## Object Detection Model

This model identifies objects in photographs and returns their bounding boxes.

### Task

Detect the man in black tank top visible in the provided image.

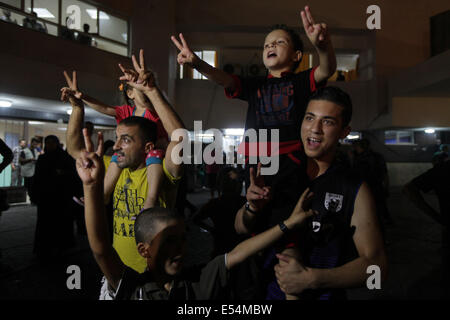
[271,87,387,300]
[238,87,387,299]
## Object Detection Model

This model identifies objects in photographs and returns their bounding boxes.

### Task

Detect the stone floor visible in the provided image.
[0,187,446,300]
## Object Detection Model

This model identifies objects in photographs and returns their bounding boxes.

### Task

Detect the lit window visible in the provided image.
[180,50,217,80]
[385,130,414,145]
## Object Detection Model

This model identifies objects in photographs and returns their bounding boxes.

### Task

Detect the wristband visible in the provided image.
[245,201,258,215]
[279,221,289,234]
[146,149,164,166]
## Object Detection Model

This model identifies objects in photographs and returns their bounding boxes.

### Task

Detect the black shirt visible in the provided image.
[113,255,229,300]
[227,68,318,145]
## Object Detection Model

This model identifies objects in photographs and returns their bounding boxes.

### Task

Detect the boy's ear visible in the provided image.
[293,50,303,64]
[126,88,134,99]
[137,242,151,258]
[144,141,155,154]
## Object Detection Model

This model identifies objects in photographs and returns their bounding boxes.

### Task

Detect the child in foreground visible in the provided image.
[76,131,316,300]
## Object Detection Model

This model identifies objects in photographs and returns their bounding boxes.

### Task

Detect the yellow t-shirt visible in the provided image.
[111,159,180,273]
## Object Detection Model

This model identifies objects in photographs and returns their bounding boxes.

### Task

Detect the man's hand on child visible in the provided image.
[76,129,105,186]
[119,49,156,93]
[275,253,314,295]
[301,6,330,50]
[171,33,198,67]
[285,188,317,228]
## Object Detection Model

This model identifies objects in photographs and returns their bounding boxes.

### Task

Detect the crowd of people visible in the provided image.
[0,5,448,300]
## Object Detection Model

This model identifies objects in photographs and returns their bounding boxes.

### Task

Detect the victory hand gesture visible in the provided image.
[246,163,272,212]
[301,6,330,50]
[62,70,83,100]
[171,33,198,67]
[76,129,105,186]
[118,49,156,93]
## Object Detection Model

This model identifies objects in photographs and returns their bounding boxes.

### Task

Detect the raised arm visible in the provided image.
[76,130,124,290]
[275,183,387,295]
[226,188,315,270]
[61,71,85,160]
[171,33,236,91]
[234,163,272,234]
[118,49,185,178]
[301,6,336,84]
[63,70,117,117]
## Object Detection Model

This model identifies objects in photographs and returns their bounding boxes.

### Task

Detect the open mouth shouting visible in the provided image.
[306,137,323,150]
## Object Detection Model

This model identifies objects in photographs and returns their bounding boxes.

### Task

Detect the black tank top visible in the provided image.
[300,161,362,299]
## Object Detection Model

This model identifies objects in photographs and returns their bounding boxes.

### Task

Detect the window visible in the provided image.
[98,11,127,44]
[340,132,362,144]
[180,50,217,80]
[0,0,20,9]
[29,0,58,23]
[1,0,129,56]
[385,130,414,145]
[62,0,98,33]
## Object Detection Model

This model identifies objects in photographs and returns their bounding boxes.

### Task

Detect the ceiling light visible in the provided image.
[29,121,45,125]
[425,128,435,134]
[0,100,12,107]
[347,135,360,140]
[30,8,55,18]
[224,128,245,136]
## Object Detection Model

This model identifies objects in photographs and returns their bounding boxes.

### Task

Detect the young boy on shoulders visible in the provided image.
[172,6,336,228]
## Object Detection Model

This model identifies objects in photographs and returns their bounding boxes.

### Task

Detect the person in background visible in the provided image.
[403,160,450,297]
[20,138,39,203]
[32,135,78,260]
[11,139,26,187]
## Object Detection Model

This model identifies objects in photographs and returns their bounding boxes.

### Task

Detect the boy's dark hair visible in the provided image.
[119,116,157,144]
[134,207,182,244]
[269,24,304,70]
[121,83,134,106]
[308,86,353,127]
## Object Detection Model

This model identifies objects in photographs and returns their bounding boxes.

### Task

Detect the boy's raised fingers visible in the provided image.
[179,33,189,49]
[83,128,94,153]
[139,49,146,70]
[72,71,77,89]
[63,71,73,87]
[300,10,311,29]
[305,6,315,25]
[96,132,104,157]
[171,36,184,51]
[132,54,141,72]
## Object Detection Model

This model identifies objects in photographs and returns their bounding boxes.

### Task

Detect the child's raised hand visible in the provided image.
[171,33,198,67]
[301,6,330,50]
[287,188,317,226]
[63,70,83,99]
[118,49,156,93]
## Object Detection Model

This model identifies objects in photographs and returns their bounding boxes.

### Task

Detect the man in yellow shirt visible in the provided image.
[64,49,185,273]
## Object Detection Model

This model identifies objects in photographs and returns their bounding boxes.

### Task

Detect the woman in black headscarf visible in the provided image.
[32,135,81,260]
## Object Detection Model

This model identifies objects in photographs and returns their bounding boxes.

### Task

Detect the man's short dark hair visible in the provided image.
[119,116,157,144]
[308,86,353,127]
[269,24,304,70]
[134,207,182,244]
